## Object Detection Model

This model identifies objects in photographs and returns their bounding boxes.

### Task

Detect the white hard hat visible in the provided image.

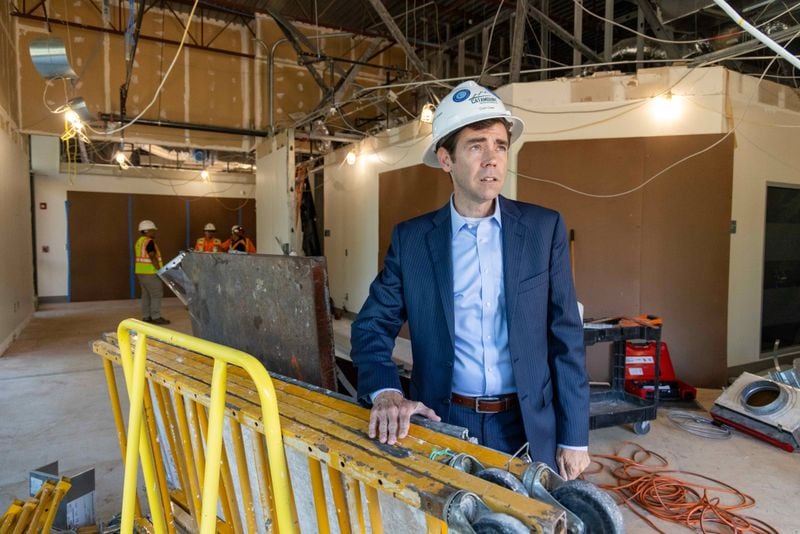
[422,80,524,168]
[204,223,216,232]
[138,220,157,232]
[231,225,242,233]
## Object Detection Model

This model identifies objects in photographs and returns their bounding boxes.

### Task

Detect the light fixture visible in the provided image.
[64,109,81,127]
[114,146,130,170]
[650,91,683,122]
[201,169,210,181]
[420,103,435,124]
[345,150,357,165]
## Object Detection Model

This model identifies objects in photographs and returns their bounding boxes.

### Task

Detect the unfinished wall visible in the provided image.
[255,131,294,255]
[726,71,800,366]
[0,3,34,356]
[518,134,733,388]
[324,67,734,371]
[324,120,438,312]
[15,3,405,150]
[31,135,255,299]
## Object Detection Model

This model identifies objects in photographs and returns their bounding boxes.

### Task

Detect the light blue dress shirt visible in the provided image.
[449,196,515,396]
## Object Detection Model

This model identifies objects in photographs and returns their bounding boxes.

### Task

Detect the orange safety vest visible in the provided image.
[134,236,163,274]
[221,237,256,254]
[225,237,256,254]
[195,237,222,252]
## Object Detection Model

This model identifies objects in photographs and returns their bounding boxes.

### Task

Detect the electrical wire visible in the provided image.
[583,442,778,533]
[479,0,504,78]
[512,29,799,199]
[666,410,732,439]
[572,0,800,46]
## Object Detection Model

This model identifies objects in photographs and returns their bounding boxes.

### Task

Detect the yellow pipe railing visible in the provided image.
[116,319,295,534]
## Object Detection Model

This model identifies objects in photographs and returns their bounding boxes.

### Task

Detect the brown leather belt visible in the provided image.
[451,392,518,413]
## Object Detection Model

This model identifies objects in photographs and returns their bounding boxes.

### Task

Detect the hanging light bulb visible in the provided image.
[346,150,357,165]
[64,109,81,127]
[114,145,130,170]
[420,103,435,124]
[201,169,210,181]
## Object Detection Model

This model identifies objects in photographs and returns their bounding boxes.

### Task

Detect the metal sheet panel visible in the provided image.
[29,37,78,80]
[161,251,336,389]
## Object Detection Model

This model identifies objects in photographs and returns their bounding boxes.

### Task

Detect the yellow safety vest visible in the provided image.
[135,236,163,274]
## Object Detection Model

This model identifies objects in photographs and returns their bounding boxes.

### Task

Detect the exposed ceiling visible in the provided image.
[14,0,800,166]
[168,0,799,136]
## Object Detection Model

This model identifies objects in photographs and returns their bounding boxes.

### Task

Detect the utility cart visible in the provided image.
[585,318,662,435]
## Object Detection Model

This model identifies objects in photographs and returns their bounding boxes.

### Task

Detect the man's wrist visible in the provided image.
[557,444,588,451]
[370,388,403,404]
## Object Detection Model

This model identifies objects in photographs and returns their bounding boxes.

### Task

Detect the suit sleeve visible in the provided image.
[547,214,590,447]
[350,225,407,405]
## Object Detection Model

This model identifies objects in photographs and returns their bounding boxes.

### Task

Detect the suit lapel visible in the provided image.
[501,197,527,321]
[427,204,455,347]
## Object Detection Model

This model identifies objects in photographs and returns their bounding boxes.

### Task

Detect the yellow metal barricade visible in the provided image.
[115,319,295,534]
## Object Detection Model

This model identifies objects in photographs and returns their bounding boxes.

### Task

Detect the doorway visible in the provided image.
[761,185,800,354]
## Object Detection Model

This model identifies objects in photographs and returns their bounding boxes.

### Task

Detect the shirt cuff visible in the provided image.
[370,388,403,404]
[557,444,588,451]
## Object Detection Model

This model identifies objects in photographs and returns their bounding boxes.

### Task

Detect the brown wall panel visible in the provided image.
[188,198,257,248]
[378,164,453,340]
[67,192,130,302]
[67,192,256,302]
[640,135,733,387]
[378,164,453,269]
[517,135,732,387]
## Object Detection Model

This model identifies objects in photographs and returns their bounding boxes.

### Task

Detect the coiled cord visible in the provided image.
[582,442,778,533]
[667,409,732,439]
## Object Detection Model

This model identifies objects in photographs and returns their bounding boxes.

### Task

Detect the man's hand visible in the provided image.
[556,447,590,480]
[369,391,440,445]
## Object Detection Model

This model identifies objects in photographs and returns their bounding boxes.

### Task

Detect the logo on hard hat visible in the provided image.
[452,89,471,102]
[469,91,497,105]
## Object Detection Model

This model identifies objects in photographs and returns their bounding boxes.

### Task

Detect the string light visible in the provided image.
[346,150,357,165]
[201,169,210,181]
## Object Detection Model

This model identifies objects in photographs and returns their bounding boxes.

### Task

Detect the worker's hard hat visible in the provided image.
[422,80,524,168]
[231,225,242,233]
[204,223,216,232]
[138,219,157,232]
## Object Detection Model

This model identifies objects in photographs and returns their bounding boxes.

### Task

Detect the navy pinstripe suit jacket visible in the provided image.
[350,195,589,467]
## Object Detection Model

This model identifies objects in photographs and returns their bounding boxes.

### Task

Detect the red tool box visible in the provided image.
[624,341,696,401]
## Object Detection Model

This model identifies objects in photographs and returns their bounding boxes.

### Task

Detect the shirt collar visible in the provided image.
[450,194,502,237]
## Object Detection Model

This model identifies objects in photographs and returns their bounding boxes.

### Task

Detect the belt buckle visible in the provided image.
[474,396,500,413]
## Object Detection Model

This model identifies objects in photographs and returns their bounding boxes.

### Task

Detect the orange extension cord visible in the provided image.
[582,442,778,533]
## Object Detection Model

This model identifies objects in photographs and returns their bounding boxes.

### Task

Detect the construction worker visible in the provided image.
[350,81,589,479]
[134,220,170,325]
[195,222,222,252]
[222,225,256,254]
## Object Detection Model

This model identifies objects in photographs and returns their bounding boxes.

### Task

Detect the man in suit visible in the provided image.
[350,81,589,479]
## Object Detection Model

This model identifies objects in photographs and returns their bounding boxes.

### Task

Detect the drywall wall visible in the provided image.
[726,71,800,366]
[0,115,33,356]
[31,135,255,298]
[0,5,34,357]
[255,131,294,255]
[16,3,405,151]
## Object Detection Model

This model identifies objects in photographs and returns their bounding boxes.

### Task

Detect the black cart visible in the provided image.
[585,321,661,435]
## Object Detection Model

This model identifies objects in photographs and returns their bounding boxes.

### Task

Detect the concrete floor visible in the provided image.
[1,300,798,532]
